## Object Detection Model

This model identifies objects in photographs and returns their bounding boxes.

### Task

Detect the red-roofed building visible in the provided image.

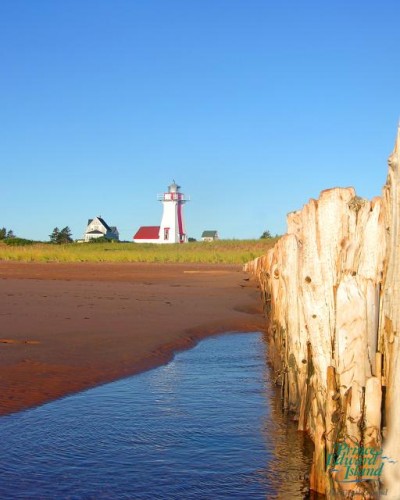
[133,226,160,243]
[133,181,190,244]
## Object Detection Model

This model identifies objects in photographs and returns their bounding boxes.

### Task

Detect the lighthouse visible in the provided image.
[158,181,189,243]
[133,181,190,244]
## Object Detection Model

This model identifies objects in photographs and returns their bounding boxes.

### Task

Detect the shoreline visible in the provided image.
[0,261,265,416]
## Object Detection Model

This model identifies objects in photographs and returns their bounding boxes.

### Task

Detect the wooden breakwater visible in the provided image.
[244,127,400,498]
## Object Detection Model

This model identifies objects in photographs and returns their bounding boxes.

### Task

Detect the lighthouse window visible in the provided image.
[164,228,169,240]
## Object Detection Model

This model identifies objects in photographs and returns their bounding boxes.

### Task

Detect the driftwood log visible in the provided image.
[244,127,400,498]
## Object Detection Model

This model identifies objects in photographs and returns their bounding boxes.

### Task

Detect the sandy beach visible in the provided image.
[0,262,264,416]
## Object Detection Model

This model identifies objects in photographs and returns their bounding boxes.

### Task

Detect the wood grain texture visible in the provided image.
[245,127,400,498]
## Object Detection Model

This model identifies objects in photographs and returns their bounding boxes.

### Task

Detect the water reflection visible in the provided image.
[261,376,314,498]
[0,333,313,499]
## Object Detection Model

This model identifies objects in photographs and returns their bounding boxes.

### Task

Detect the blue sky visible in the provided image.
[1,0,399,241]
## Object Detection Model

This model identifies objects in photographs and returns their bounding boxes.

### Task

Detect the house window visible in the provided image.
[164,228,169,240]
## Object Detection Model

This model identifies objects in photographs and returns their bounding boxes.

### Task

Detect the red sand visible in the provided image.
[0,262,265,416]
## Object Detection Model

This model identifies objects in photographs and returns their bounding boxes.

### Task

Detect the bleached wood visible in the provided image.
[243,126,400,497]
[380,126,400,499]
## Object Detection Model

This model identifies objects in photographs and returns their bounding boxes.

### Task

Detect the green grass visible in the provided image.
[0,239,278,264]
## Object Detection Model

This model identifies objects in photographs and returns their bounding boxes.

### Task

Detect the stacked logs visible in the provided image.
[245,127,400,498]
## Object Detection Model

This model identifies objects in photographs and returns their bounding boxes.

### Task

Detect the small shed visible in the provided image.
[201,230,219,242]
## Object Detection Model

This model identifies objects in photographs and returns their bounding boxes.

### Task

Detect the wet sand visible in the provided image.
[0,262,265,416]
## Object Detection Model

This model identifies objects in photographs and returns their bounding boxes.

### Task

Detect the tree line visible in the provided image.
[0,226,73,244]
[3,226,279,244]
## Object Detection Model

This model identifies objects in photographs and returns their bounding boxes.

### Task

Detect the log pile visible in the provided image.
[244,127,400,498]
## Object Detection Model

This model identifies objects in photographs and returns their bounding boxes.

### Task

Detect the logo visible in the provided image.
[327,442,396,484]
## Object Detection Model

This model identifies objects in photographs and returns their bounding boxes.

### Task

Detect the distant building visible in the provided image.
[84,216,119,242]
[201,230,219,242]
[133,181,190,244]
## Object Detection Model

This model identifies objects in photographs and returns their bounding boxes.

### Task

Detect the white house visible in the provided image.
[84,216,119,242]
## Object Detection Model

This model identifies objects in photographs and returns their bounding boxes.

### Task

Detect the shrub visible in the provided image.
[4,237,34,246]
[88,237,117,243]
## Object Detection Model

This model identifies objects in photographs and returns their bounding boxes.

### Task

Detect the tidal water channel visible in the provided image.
[0,333,313,499]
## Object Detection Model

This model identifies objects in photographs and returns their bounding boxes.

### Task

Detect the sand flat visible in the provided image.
[0,261,264,416]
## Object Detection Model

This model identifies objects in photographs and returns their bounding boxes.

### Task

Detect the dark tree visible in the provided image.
[50,226,73,244]
[260,230,272,239]
[49,227,60,244]
[0,227,16,240]
[58,226,73,244]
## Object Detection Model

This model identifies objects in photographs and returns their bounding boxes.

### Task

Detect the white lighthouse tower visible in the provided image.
[157,181,189,243]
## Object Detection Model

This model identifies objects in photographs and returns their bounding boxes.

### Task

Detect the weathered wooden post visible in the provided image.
[244,125,400,498]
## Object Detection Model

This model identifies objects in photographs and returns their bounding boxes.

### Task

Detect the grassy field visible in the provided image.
[0,239,278,265]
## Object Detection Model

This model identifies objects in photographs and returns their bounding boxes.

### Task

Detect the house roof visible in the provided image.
[110,226,118,233]
[201,230,218,237]
[97,217,111,231]
[87,217,111,231]
[133,226,160,240]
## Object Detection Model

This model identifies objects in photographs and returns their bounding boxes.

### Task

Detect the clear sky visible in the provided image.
[1,0,399,241]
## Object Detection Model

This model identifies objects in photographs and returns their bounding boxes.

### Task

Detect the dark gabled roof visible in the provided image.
[88,219,93,225]
[201,230,218,237]
[133,226,160,240]
[110,226,118,233]
[97,217,111,231]
[87,230,104,235]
